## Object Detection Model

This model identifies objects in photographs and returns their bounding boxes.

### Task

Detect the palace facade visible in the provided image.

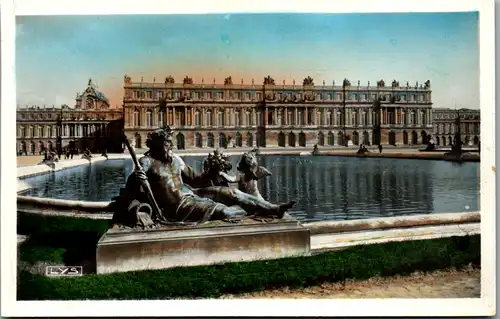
[16,79,123,155]
[431,108,480,146]
[123,75,433,149]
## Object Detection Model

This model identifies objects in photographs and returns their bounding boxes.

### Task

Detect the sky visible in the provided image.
[16,12,479,109]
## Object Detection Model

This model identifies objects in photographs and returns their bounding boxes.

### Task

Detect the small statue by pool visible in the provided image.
[101,148,109,160]
[82,148,92,162]
[38,150,58,169]
[357,144,370,155]
[219,150,273,201]
[311,144,320,155]
[110,127,295,229]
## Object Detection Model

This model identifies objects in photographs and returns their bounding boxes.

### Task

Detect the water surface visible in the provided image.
[21,155,480,222]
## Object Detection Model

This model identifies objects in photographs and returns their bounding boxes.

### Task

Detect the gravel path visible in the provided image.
[223,266,480,299]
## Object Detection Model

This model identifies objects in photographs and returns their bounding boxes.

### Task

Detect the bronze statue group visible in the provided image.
[110,127,296,228]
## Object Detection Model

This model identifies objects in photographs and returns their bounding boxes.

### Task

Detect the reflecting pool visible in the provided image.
[20,155,480,222]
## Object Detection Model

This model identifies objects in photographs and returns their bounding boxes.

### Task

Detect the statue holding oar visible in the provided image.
[110,127,295,229]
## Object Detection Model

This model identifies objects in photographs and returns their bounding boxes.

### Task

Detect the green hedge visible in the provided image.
[17,212,480,300]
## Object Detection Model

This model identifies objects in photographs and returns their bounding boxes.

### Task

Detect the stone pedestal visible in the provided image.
[96,216,310,274]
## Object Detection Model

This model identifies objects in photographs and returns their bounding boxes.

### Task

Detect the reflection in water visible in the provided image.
[21,156,480,222]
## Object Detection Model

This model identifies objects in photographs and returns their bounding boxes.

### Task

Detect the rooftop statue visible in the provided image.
[110,127,295,229]
[303,76,314,86]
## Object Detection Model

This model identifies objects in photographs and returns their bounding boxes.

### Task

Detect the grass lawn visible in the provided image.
[17,212,480,300]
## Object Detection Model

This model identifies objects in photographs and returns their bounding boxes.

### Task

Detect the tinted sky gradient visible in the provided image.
[16,12,479,109]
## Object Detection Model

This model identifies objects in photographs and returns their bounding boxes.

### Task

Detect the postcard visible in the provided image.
[1,0,495,316]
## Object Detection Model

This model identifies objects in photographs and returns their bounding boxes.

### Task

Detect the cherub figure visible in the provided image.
[219,151,273,201]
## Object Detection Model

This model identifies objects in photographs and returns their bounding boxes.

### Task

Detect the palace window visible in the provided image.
[235,111,240,126]
[194,111,201,126]
[335,111,341,126]
[217,110,225,126]
[158,110,164,127]
[287,110,293,125]
[316,93,322,100]
[352,111,358,126]
[256,92,262,101]
[326,111,332,126]
[207,111,213,126]
[327,93,332,100]
[235,92,241,100]
[217,92,224,100]
[278,92,282,100]
[267,111,274,126]
[157,91,164,99]
[318,111,324,126]
[361,111,367,125]
[245,111,251,125]
[133,109,140,127]
[410,111,415,125]
[206,92,212,100]
[175,91,181,99]
[146,91,152,99]
[193,92,199,100]
[336,93,341,100]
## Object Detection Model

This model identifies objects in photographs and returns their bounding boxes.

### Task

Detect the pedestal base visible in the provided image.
[96,216,310,274]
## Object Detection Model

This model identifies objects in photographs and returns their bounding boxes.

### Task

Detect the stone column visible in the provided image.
[265,107,268,126]
[252,109,257,126]
[294,107,298,126]
[172,107,176,126]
